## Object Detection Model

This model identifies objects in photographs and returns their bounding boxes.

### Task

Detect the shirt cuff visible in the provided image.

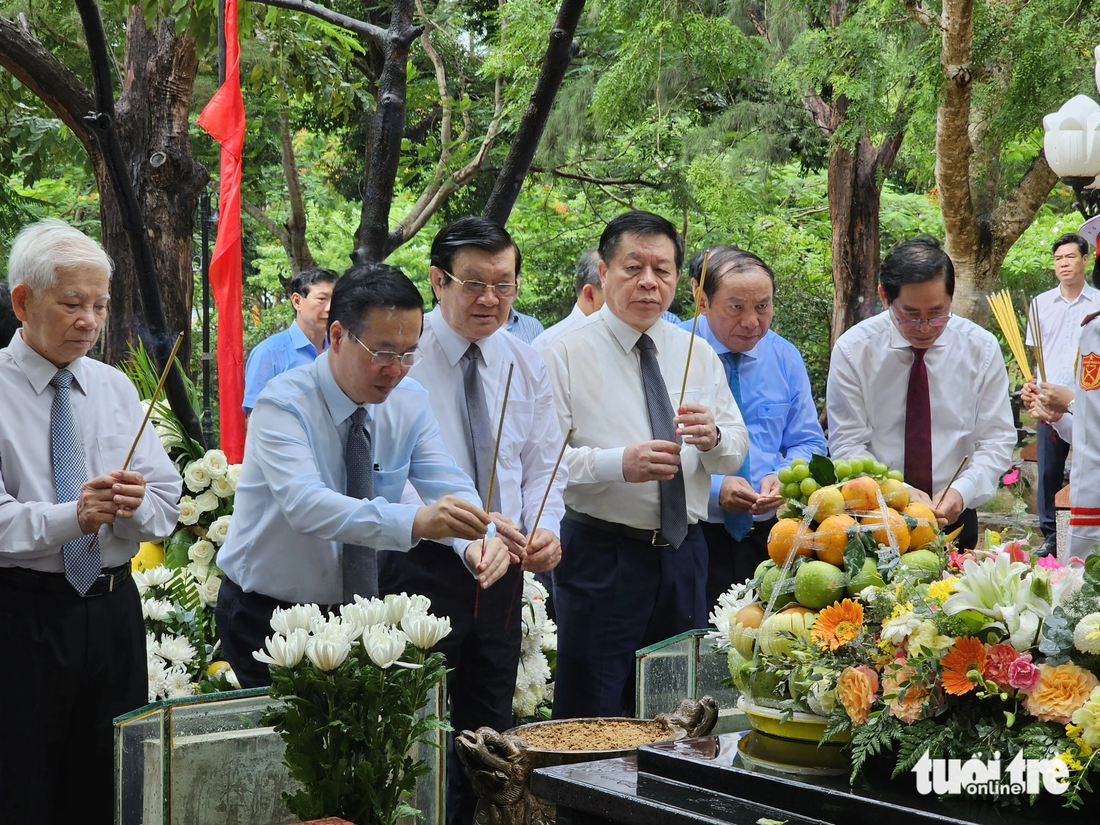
[708,475,724,522]
[383,503,421,551]
[51,502,86,547]
[594,447,627,483]
[951,478,977,512]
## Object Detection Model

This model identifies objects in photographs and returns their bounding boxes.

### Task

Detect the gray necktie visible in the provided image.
[342,406,377,602]
[635,334,688,548]
[461,343,499,511]
[50,370,101,594]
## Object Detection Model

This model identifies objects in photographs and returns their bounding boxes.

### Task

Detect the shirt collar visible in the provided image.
[428,305,502,368]
[1054,284,1100,306]
[289,319,324,353]
[685,314,767,361]
[315,350,368,428]
[884,309,955,351]
[568,304,586,322]
[599,303,673,355]
[9,329,89,395]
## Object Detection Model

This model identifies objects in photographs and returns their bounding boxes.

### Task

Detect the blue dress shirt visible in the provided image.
[218,352,489,604]
[243,320,326,412]
[680,316,826,522]
[506,309,546,345]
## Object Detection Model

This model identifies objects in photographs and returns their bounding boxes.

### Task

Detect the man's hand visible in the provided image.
[413,495,491,542]
[464,537,515,589]
[674,402,719,451]
[907,486,935,509]
[719,476,758,513]
[932,488,964,527]
[1038,383,1074,416]
[751,473,785,515]
[490,512,528,561]
[1030,401,1064,424]
[109,470,146,518]
[78,475,119,534]
[623,440,681,482]
[1021,380,1040,408]
[522,528,561,573]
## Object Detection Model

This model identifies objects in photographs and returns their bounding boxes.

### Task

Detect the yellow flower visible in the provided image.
[1071,686,1100,749]
[906,621,954,658]
[1057,751,1083,772]
[1025,664,1100,724]
[926,577,959,602]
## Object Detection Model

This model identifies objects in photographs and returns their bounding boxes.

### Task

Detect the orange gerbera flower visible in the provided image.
[812,598,864,651]
[940,637,987,696]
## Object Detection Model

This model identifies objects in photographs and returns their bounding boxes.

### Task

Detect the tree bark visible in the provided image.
[277,106,316,274]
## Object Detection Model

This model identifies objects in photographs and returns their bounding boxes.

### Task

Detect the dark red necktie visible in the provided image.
[905,347,933,495]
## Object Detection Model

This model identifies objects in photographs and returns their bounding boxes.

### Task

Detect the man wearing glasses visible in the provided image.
[827,236,1015,549]
[378,217,565,825]
[216,263,522,688]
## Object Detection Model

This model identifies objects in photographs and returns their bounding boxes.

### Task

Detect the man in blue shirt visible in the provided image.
[682,246,826,609]
[217,263,524,687]
[505,307,545,344]
[243,267,336,413]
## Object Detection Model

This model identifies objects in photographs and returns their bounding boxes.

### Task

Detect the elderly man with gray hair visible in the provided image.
[0,219,182,824]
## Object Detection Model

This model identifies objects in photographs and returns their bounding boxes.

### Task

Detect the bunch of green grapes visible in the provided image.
[776,456,904,505]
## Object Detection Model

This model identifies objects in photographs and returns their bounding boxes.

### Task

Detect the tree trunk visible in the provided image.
[278,106,316,274]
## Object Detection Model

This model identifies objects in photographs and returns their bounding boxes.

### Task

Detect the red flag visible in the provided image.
[197,0,246,463]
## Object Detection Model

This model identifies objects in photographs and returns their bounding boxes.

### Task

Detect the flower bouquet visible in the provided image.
[512,572,557,724]
[256,592,452,825]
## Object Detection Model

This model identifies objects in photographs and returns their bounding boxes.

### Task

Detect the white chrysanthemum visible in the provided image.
[178,496,200,526]
[196,574,222,607]
[142,598,174,622]
[309,611,341,635]
[880,611,923,645]
[364,625,414,669]
[512,683,542,718]
[542,631,557,653]
[142,565,175,587]
[210,476,235,499]
[202,449,229,478]
[518,649,551,690]
[158,634,197,666]
[384,592,413,625]
[147,655,169,701]
[253,629,309,669]
[306,627,353,672]
[183,461,211,493]
[1075,613,1100,655]
[195,490,219,513]
[706,582,757,650]
[132,568,150,594]
[270,603,323,634]
[164,664,196,699]
[187,539,216,566]
[350,595,388,626]
[146,632,161,660]
[405,593,432,617]
[401,612,451,649]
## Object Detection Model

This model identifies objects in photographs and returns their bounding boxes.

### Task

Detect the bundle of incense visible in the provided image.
[986,290,1032,383]
[475,362,515,616]
[1027,300,1047,384]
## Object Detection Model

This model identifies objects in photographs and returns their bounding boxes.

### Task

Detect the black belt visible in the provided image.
[565,508,690,547]
[0,561,132,597]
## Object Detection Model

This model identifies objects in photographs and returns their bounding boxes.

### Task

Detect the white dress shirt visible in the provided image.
[218,351,489,604]
[532,304,587,354]
[1025,284,1100,388]
[407,307,567,537]
[543,305,748,530]
[827,312,1015,509]
[0,331,182,571]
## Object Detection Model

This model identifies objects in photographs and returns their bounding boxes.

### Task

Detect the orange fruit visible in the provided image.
[767,518,814,566]
[903,502,938,550]
[879,478,910,511]
[841,476,881,513]
[735,604,766,629]
[807,486,846,521]
[860,509,911,554]
[814,514,856,566]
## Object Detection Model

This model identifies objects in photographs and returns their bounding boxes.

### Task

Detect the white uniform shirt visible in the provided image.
[1026,284,1100,387]
[0,331,182,571]
[543,305,748,530]
[407,307,567,537]
[532,304,587,354]
[827,311,1015,510]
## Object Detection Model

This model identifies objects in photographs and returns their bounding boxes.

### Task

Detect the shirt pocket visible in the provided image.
[372,461,411,503]
[96,434,135,475]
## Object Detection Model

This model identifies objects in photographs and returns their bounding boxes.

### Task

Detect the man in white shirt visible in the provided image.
[532,250,604,353]
[0,220,183,824]
[544,211,748,719]
[379,217,565,825]
[1023,233,1099,556]
[827,236,1015,549]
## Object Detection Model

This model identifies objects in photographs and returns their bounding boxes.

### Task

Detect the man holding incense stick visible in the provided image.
[544,210,748,719]
[0,220,183,824]
[827,236,1015,549]
[378,217,564,825]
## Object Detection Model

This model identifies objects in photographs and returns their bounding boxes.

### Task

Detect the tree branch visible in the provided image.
[904,0,938,28]
[245,0,386,49]
[528,165,661,188]
[277,106,316,273]
[987,153,1059,261]
[242,196,289,245]
[743,1,768,38]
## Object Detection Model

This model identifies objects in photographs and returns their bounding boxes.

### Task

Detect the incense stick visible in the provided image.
[122,332,184,471]
[935,454,969,510]
[1028,299,1047,384]
[677,250,710,413]
[474,362,515,614]
[986,291,1032,383]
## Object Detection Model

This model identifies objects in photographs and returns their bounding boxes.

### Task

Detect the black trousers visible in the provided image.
[700,517,775,617]
[1037,421,1071,540]
[0,567,146,825]
[379,542,522,825]
[948,507,980,551]
[551,520,706,721]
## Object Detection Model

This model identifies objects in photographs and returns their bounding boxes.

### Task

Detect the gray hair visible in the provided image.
[574,249,601,298]
[8,219,113,293]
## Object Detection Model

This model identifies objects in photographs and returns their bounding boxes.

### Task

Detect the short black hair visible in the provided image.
[574,249,601,298]
[329,263,423,337]
[0,280,18,348]
[1052,233,1089,258]
[879,236,955,304]
[430,217,521,284]
[689,246,774,301]
[290,267,338,299]
[599,211,684,273]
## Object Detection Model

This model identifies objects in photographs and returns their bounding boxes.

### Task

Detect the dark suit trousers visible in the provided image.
[379,541,522,825]
[1037,421,1071,540]
[551,519,706,721]
[0,568,146,825]
[701,517,775,617]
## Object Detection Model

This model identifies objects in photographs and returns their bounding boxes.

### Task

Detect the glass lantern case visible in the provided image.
[635,629,743,732]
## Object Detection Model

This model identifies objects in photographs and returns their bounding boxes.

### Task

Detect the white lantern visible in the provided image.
[1043,95,1100,178]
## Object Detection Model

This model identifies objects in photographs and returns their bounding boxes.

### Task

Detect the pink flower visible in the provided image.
[985,643,1023,689]
[1004,542,1028,563]
[1008,653,1041,693]
[1037,554,1063,571]
[1002,468,1020,485]
[947,550,975,571]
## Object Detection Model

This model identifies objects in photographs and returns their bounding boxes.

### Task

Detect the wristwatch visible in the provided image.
[1067,398,1075,415]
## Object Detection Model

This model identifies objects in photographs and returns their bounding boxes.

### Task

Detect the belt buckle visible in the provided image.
[651,530,669,547]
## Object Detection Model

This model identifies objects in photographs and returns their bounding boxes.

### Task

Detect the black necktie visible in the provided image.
[636,333,688,548]
[342,406,377,602]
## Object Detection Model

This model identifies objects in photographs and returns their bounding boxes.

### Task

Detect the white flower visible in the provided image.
[512,684,540,718]
[350,595,388,626]
[542,631,557,653]
[148,655,169,701]
[155,425,182,448]
[270,603,323,635]
[406,593,432,617]
[210,476,235,499]
[165,664,196,699]
[146,632,161,660]
[187,539,216,566]
[856,585,881,604]
[142,565,175,587]
[364,625,413,669]
[517,648,551,690]
[401,612,451,650]
[206,515,232,545]
[807,677,838,717]
[880,611,924,646]
[340,601,379,639]
[706,582,757,651]
[197,574,222,607]
[253,629,309,669]
[227,464,242,488]
[183,461,211,493]
[223,667,241,689]
[178,496,200,526]
[202,449,229,477]
[132,568,150,594]
[158,634,197,666]
[142,598,174,622]
[943,553,1053,649]
[306,627,353,672]
[187,561,211,582]
[384,592,413,625]
[1075,613,1100,655]
[195,490,219,513]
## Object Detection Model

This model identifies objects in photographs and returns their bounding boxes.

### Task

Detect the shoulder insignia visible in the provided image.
[1081,311,1100,327]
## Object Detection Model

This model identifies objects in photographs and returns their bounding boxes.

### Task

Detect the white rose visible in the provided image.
[227,464,242,489]
[210,476,234,499]
[187,561,211,582]
[207,515,232,545]
[183,461,211,493]
[195,490,219,513]
[202,449,229,477]
[197,574,222,607]
[187,539,216,566]
[178,496,200,526]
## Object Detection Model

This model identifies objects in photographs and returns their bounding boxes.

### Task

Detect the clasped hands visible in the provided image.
[719,474,785,516]
[622,402,719,483]
[1021,379,1074,424]
[77,470,147,534]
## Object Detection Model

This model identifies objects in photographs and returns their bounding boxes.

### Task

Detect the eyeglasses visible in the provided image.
[440,269,518,298]
[349,333,422,367]
[890,305,953,331]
